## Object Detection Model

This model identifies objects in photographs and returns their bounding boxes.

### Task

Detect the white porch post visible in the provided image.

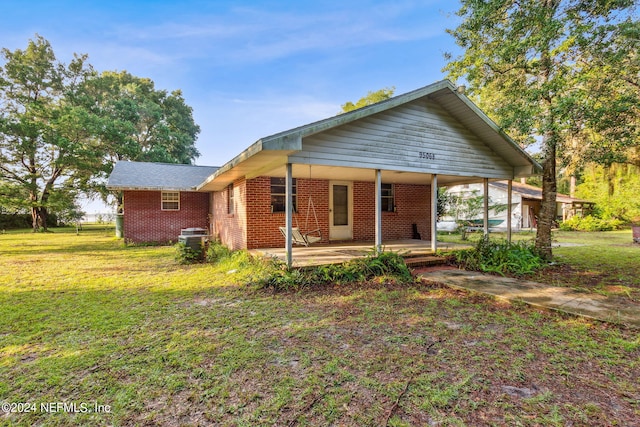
[285,163,293,268]
[483,178,489,237]
[507,179,513,243]
[374,169,382,254]
[431,174,438,252]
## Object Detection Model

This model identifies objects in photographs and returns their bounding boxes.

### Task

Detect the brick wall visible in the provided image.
[353,182,432,242]
[211,178,247,250]
[212,177,432,249]
[244,177,330,249]
[123,191,209,244]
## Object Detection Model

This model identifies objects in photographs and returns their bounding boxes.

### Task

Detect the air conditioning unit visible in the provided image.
[178,228,209,252]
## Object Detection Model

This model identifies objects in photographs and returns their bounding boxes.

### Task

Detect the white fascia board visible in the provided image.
[196,139,264,190]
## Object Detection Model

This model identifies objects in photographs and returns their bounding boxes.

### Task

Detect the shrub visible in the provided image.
[254,250,413,291]
[174,242,203,264]
[0,213,58,229]
[559,215,624,232]
[205,240,231,263]
[453,238,545,276]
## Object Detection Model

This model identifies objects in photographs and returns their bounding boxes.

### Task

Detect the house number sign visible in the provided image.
[418,151,435,160]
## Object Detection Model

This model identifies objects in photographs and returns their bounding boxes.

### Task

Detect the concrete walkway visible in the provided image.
[419,269,640,329]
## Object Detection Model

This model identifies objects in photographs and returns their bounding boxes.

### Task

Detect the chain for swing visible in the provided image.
[304,164,321,237]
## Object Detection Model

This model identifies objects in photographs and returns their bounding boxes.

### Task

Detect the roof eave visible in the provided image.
[107,186,198,192]
[446,89,543,176]
[196,134,303,191]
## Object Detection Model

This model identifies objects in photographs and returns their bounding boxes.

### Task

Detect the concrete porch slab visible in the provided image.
[250,239,469,267]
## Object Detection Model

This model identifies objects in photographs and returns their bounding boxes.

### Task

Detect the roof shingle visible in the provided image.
[107,161,219,191]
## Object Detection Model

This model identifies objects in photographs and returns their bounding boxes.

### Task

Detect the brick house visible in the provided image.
[107,162,218,243]
[108,80,541,263]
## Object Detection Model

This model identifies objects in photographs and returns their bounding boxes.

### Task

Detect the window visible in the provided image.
[227,183,234,214]
[270,177,297,213]
[381,184,395,212]
[161,191,180,211]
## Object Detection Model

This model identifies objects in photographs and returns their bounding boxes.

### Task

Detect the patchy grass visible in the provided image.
[440,229,640,300]
[1,226,639,426]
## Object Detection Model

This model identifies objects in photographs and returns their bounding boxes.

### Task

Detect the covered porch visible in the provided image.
[198,81,541,265]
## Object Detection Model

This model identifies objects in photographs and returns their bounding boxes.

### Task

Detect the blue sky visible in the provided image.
[2,0,463,212]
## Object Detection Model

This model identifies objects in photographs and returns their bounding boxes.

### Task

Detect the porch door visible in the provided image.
[329,181,353,240]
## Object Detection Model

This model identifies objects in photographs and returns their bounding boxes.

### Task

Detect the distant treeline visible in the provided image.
[0,214,59,230]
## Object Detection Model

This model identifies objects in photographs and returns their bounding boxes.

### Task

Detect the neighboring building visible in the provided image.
[442,180,594,230]
[107,80,541,258]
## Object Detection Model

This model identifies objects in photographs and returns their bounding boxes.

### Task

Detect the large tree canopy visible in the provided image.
[339,87,395,113]
[0,36,200,230]
[445,0,637,258]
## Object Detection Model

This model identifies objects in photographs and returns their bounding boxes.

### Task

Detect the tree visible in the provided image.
[581,19,640,168]
[0,36,201,229]
[340,87,395,113]
[577,163,640,221]
[0,35,99,230]
[79,71,201,208]
[445,0,637,258]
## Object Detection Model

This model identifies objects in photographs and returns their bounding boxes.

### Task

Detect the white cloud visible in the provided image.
[102,4,446,65]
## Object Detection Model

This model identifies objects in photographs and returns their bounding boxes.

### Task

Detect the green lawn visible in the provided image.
[0,227,638,426]
[439,229,640,299]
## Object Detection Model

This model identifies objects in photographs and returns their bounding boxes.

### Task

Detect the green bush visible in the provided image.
[174,242,203,264]
[453,238,545,276]
[255,250,413,291]
[559,215,624,232]
[0,213,59,229]
[205,240,232,263]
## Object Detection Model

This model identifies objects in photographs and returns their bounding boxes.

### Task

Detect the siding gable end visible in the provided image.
[289,99,513,179]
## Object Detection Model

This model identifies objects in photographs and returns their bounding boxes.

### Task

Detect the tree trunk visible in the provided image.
[39,206,49,231]
[30,206,49,231]
[535,132,557,259]
[117,192,124,214]
[31,206,39,232]
[570,175,576,198]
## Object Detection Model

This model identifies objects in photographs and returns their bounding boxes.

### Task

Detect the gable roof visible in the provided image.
[107,161,219,191]
[198,80,542,191]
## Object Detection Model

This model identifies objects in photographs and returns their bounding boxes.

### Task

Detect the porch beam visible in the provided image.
[285,162,293,267]
[374,169,382,254]
[483,178,489,237]
[431,174,438,252]
[507,179,513,243]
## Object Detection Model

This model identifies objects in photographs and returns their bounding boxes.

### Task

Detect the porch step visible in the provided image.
[403,255,448,268]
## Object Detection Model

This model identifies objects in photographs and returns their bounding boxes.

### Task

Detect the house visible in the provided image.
[107,162,218,242]
[442,180,594,229]
[107,80,541,264]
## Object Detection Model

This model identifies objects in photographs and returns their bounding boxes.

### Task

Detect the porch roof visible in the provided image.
[198,80,541,191]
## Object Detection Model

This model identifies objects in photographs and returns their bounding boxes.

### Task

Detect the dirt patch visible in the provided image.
[411,265,458,275]
[530,263,640,294]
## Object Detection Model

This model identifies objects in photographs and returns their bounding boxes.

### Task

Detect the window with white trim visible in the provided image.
[381,184,395,212]
[161,191,180,211]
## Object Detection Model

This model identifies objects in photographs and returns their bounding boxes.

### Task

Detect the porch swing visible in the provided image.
[278,166,322,246]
